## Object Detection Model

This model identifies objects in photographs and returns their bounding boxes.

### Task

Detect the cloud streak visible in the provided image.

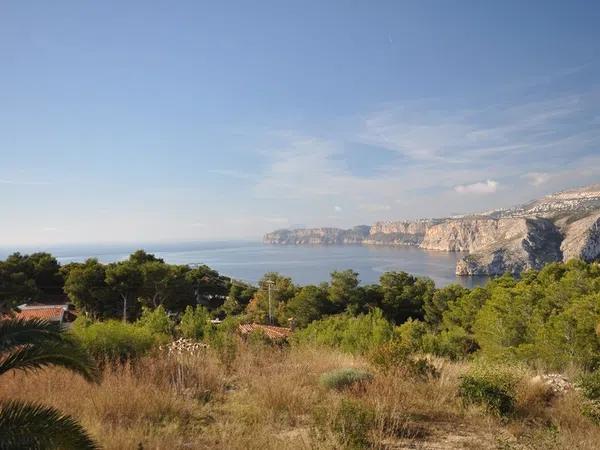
[250,87,600,223]
[454,180,498,195]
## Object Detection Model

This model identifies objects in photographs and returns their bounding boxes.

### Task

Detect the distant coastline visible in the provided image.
[264,184,600,276]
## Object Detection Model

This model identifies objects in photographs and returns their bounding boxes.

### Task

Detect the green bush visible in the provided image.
[421,327,478,360]
[320,368,373,391]
[292,308,393,354]
[136,305,174,337]
[577,370,600,400]
[205,317,240,370]
[246,328,285,349]
[581,399,600,424]
[332,399,375,448]
[394,318,427,350]
[408,357,440,380]
[367,341,438,379]
[178,305,211,340]
[458,364,522,416]
[70,318,155,361]
[367,340,410,371]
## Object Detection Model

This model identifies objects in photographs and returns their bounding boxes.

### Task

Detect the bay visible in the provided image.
[1,241,488,288]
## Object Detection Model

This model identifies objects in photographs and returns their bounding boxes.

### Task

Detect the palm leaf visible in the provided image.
[0,340,99,383]
[0,319,63,353]
[0,400,99,450]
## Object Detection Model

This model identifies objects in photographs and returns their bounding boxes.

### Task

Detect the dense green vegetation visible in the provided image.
[2,251,600,371]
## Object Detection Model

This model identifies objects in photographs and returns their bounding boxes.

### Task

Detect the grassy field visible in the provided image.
[2,339,599,450]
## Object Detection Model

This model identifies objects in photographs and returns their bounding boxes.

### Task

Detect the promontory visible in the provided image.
[264,184,600,276]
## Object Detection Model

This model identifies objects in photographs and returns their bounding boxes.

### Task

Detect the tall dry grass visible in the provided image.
[2,340,600,449]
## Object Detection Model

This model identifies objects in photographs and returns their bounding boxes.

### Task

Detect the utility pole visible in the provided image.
[265,280,275,325]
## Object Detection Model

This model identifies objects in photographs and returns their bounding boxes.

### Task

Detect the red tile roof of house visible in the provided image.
[238,323,293,340]
[14,306,68,322]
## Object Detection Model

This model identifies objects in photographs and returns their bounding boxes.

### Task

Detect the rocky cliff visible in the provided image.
[364,219,442,245]
[454,218,563,275]
[263,226,370,245]
[263,184,600,275]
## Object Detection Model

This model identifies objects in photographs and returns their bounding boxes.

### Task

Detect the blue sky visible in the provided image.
[1,1,599,245]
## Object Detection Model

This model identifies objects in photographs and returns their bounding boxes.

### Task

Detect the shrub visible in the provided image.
[581,399,600,424]
[333,399,375,448]
[408,357,440,380]
[367,340,410,371]
[577,370,600,423]
[71,319,156,361]
[394,318,427,350]
[367,341,438,380]
[246,328,283,349]
[136,305,174,337]
[205,317,240,370]
[314,398,375,448]
[577,370,600,400]
[292,308,393,354]
[320,368,373,391]
[179,305,211,340]
[421,326,478,360]
[458,364,522,416]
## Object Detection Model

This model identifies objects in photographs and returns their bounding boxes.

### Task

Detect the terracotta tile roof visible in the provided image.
[14,306,67,322]
[238,323,293,340]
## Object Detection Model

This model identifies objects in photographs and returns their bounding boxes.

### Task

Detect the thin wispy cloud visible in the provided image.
[454,180,499,195]
[359,94,590,165]
[251,86,600,222]
[524,172,551,187]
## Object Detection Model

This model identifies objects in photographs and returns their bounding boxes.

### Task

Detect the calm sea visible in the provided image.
[1,241,488,288]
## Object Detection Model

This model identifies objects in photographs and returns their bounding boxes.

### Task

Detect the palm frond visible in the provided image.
[0,340,99,383]
[0,400,99,450]
[0,319,63,353]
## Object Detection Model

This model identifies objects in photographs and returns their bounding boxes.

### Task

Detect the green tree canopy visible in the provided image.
[286,284,331,328]
[63,259,120,319]
[328,270,364,315]
[379,271,434,324]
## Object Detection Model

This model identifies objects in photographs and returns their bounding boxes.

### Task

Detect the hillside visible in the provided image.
[264,184,600,275]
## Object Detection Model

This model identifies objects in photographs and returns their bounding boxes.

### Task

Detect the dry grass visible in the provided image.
[2,340,600,449]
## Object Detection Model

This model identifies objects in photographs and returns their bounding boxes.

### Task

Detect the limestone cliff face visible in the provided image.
[365,220,441,245]
[263,184,600,276]
[263,226,370,245]
[454,218,563,275]
[559,212,600,262]
[421,218,530,252]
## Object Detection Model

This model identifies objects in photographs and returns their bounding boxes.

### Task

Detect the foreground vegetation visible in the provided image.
[2,251,600,448]
[3,339,600,449]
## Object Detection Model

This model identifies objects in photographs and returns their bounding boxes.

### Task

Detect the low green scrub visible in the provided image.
[292,308,393,354]
[577,370,600,424]
[205,317,240,370]
[333,399,375,448]
[178,305,211,340]
[577,370,600,400]
[421,327,478,360]
[367,340,438,379]
[136,305,174,337]
[313,398,375,448]
[458,364,523,416]
[320,368,373,391]
[367,340,410,371]
[71,318,156,361]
